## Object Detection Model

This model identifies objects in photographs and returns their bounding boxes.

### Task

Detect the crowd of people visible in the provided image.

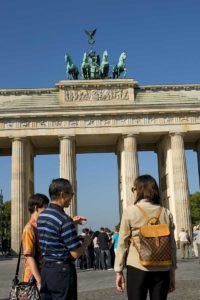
[177,226,200,260]
[76,226,119,271]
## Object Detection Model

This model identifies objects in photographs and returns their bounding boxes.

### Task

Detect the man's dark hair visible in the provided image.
[49,178,72,200]
[134,174,161,205]
[93,231,99,238]
[100,227,105,231]
[28,193,49,214]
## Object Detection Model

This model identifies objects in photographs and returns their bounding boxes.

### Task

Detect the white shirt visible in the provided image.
[178,231,188,242]
[194,230,200,244]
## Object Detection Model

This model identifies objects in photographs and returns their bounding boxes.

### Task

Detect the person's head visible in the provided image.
[49,178,74,208]
[115,225,119,232]
[104,227,110,233]
[100,227,105,232]
[93,231,99,238]
[133,175,161,205]
[82,228,89,235]
[28,193,49,216]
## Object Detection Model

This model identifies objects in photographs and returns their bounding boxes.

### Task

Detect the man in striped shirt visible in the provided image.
[37,178,90,300]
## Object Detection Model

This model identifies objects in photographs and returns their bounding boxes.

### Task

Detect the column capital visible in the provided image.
[10,136,28,142]
[122,132,140,139]
[169,131,186,137]
[59,135,75,141]
[116,133,139,153]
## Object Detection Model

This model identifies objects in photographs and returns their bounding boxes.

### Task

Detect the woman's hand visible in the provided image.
[116,272,125,292]
[168,269,175,293]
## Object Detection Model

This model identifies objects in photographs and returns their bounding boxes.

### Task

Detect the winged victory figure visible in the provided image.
[84,29,97,45]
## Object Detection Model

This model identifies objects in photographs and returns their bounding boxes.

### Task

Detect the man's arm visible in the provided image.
[70,235,91,259]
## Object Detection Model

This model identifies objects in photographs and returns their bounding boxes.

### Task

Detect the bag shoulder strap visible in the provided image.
[13,242,22,285]
[136,204,163,224]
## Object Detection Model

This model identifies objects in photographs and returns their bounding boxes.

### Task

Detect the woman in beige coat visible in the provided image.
[114,175,176,300]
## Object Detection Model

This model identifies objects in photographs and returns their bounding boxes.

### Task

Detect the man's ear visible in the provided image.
[60,191,65,199]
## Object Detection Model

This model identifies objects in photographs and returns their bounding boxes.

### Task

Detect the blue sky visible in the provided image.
[0,0,200,230]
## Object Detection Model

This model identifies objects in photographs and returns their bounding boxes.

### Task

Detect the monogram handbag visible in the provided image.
[9,243,40,300]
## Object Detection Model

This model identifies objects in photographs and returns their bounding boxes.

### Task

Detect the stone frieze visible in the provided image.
[0,113,200,130]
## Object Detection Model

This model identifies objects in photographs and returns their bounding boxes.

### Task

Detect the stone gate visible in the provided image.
[1,79,200,252]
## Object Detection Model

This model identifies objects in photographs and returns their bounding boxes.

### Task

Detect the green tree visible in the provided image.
[189,192,200,225]
[0,200,11,240]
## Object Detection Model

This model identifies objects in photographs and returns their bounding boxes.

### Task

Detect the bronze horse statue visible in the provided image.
[81,52,90,79]
[112,52,127,79]
[64,53,79,80]
[100,50,109,79]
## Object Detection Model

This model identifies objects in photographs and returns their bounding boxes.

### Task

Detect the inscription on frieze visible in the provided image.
[64,88,129,102]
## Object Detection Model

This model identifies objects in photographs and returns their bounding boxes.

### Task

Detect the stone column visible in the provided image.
[11,138,34,253]
[157,136,170,208]
[117,149,123,218]
[170,133,191,236]
[59,136,77,217]
[196,140,200,187]
[118,134,139,209]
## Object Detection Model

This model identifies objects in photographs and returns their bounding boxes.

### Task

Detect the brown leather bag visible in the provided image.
[131,205,172,267]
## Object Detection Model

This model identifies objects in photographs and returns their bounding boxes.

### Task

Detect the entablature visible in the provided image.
[0,79,200,112]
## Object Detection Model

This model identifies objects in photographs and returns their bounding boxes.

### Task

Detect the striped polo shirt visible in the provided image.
[37,203,81,262]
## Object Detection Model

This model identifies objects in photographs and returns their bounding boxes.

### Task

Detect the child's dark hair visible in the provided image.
[28,193,49,214]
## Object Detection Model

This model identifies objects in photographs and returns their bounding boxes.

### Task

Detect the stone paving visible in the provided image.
[0,255,200,300]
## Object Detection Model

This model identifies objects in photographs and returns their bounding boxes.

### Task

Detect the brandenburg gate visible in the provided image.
[0,79,200,252]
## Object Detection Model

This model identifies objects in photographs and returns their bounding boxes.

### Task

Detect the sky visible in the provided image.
[0,0,200,230]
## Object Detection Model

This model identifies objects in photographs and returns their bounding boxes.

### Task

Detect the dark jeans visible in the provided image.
[85,247,94,269]
[127,265,170,300]
[100,249,111,269]
[94,247,100,269]
[40,262,77,300]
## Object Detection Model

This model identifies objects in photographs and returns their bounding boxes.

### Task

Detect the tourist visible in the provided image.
[93,231,100,270]
[78,229,87,270]
[98,227,112,270]
[22,193,49,291]
[1,236,8,256]
[193,225,200,260]
[112,225,119,255]
[114,174,176,300]
[87,230,95,269]
[83,228,94,270]
[37,178,91,300]
[178,228,190,259]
